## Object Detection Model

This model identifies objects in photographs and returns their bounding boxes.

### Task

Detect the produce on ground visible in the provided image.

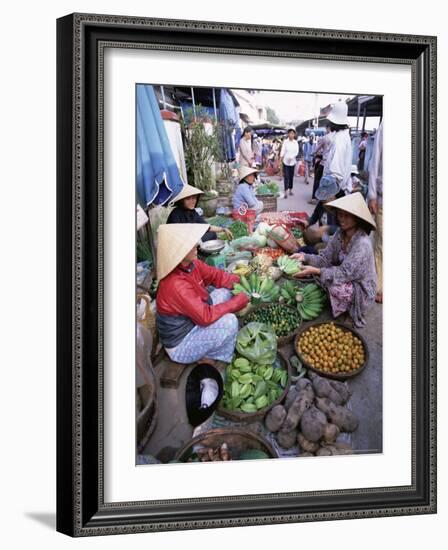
[265,404,287,433]
[243,303,301,338]
[250,254,274,278]
[264,371,357,456]
[277,255,302,276]
[232,273,280,304]
[221,354,288,413]
[220,220,248,240]
[229,261,252,278]
[296,322,366,375]
[254,247,286,261]
[309,371,351,405]
[289,355,307,380]
[280,281,327,320]
[235,323,277,365]
[315,396,359,432]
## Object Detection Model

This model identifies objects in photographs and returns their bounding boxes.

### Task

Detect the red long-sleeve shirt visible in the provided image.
[156,260,248,327]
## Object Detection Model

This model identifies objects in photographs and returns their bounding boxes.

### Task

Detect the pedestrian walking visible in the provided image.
[280,128,299,198]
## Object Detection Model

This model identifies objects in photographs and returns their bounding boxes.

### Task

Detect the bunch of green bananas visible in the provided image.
[277,255,302,276]
[279,280,301,306]
[296,283,327,320]
[232,273,280,304]
[221,356,288,413]
[280,281,326,320]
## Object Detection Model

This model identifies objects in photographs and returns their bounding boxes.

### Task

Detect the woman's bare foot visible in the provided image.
[375,292,383,303]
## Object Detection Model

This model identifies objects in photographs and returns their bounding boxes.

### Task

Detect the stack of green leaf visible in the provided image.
[280,281,327,320]
[222,356,288,413]
[232,273,280,304]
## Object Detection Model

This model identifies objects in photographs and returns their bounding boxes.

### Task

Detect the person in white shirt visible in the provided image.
[323,101,352,194]
[280,128,299,198]
[238,126,255,167]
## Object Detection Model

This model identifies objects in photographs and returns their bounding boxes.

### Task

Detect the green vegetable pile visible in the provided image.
[280,281,327,320]
[221,355,288,413]
[256,181,280,195]
[232,273,280,304]
[243,303,301,338]
[220,220,249,240]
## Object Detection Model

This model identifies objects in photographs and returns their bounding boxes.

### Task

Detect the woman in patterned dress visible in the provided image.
[292,192,377,327]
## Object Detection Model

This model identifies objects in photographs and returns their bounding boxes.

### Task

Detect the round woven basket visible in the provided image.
[294,321,369,380]
[174,427,278,462]
[217,352,292,423]
[239,303,302,346]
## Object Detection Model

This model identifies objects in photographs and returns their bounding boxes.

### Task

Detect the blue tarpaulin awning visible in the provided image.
[137,85,184,206]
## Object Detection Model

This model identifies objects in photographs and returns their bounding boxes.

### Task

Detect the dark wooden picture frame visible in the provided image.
[56,13,437,537]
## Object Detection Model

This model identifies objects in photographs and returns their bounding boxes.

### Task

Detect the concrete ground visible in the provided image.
[143,170,383,461]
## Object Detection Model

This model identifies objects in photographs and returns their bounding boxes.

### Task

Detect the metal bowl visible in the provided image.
[199,239,226,255]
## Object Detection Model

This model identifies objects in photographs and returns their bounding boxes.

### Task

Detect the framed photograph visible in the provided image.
[57,13,437,536]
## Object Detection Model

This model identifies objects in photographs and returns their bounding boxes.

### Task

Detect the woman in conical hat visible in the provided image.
[291,192,377,327]
[156,224,249,365]
[232,166,263,215]
[167,183,232,241]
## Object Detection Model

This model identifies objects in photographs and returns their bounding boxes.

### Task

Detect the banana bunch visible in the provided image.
[277,255,302,276]
[279,280,301,306]
[232,264,252,277]
[232,273,280,304]
[296,283,327,320]
[280,281,327,320]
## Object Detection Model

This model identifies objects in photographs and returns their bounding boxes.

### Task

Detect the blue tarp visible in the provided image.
[137,85,184,206]
[219,89,241,161]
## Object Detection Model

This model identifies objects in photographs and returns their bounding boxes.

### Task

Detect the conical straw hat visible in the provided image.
[325,192,376,231]
[238,165,259,182]
[157,223,209,280]
[169,183,203,206]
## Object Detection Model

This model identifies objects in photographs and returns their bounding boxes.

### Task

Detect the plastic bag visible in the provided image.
[236,322,277,365]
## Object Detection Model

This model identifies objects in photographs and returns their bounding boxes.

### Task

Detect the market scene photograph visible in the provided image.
[136,84,383,465]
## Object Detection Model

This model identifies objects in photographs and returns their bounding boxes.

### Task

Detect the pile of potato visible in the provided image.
[264,371,358,456]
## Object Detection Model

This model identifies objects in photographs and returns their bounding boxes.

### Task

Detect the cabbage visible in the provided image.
[236,322,277,365]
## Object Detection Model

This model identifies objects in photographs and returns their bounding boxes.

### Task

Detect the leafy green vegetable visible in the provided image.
[236,322,277,365]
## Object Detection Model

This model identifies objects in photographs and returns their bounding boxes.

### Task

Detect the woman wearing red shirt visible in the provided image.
[156,224,249,364]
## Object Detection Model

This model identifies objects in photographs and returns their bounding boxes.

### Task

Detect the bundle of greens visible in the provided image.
[220,220,249,240]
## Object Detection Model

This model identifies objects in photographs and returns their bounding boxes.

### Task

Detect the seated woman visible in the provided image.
[292,192,377,328]
[232,166,263,215]
[156,224,249,365]
[167,183,232,241]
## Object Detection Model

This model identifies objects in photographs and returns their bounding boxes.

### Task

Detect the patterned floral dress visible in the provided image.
[304,229,377,327]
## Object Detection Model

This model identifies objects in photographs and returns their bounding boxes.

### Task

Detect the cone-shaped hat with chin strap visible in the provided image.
[169,183,203,206]
[157,223,209,280]
[325,192,376,231]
